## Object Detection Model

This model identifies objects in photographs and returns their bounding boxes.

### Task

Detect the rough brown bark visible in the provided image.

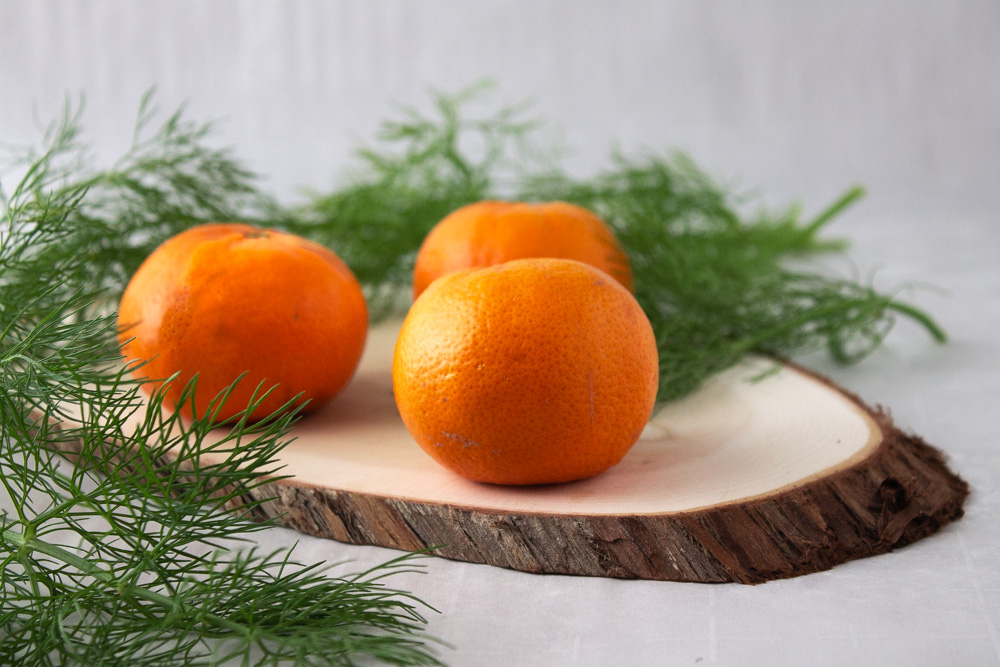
[229,391,968,584]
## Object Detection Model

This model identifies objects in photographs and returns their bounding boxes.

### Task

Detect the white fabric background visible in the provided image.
[2,2,998,665]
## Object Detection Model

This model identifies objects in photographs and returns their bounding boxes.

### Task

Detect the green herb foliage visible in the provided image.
[281,82,540,317]
[1,99,443,666]
[518,156,945,400]
[294,85,944,402]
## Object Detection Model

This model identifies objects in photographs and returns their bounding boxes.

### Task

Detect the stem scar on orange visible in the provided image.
[411,201,633,298]
[118,223,368,423]
[393,258,659,486]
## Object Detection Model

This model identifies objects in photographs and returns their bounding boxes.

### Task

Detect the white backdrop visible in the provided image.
[3,1,998,217]
[2,2,999,666]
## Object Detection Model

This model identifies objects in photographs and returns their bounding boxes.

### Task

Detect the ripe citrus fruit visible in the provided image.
[412,201,633,298]
[118,223,368,423]
[393,258,659,485]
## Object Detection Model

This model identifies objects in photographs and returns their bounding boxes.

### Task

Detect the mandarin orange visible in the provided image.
[411,201,633,298]
[118,223,367,422]
[393,258,658,485]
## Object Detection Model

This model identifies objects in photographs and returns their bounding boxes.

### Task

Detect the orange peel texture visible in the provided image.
[118,223,368,423]
[412,201,634,298]
[394,258,658,485]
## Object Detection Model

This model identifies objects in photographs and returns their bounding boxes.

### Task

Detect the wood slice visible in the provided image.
[60,323,969,584]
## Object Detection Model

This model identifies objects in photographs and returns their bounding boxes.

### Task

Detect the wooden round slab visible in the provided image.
[129,324,971,584]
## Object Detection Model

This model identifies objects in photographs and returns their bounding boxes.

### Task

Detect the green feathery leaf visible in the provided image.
[295,86,945,402]
[1,97,445,666]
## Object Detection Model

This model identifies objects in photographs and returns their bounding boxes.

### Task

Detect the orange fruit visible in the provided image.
[118,223,368,423]
[412,201,633,298]
[393,258,658,485]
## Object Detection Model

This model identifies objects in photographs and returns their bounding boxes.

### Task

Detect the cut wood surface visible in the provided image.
[62,323,969,584]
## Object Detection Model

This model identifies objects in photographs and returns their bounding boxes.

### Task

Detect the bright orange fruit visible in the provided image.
[393,258,659,485]
[118,223,368,422]
[412,201,633,298]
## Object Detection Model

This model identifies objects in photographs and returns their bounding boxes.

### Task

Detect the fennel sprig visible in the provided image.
[296,86,944,402]
[1,101,443,666]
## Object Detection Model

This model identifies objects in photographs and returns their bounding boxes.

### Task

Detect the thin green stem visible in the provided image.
[727,298,869,356]
[887,300,948,342]
[3,526,253,639]
[804,186,866,234]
